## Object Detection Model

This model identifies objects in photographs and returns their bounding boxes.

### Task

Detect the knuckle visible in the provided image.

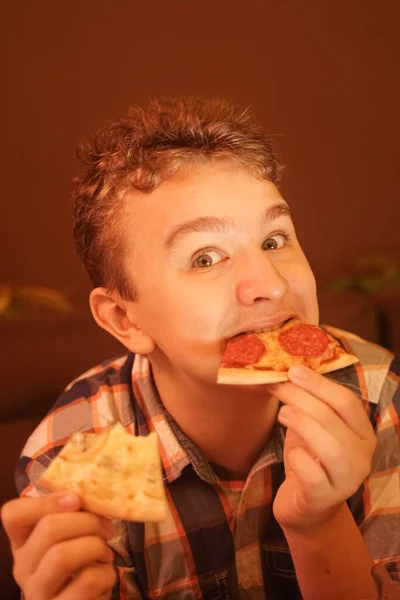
[0,500,12,525]
[97,563,117,586]
[361,456,373,479]
[82,535,111,564]
[1,499,19,530]
[12,562,24,586]
[106,563,118,586]
[79,567,109,595]
[80,569,98,590]
[361,438,376,468]
[106,545,115,563]
[91,534,108,555]
[327,443,342,463]
[307,468,326,488]
[37,513,58,541]
[348,454,372,488]
[46,542,70,571]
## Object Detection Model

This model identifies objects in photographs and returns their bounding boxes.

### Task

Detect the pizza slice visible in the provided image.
[217,319,359,385]
[39,423,167,522]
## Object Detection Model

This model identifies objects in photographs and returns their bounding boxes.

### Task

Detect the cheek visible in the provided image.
[140,274,228,343]
[295,263,316,293]
[143,286,226,372]
[288,262,318,319]
[168,288,228,341]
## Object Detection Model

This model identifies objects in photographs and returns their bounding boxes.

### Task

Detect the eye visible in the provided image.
[192,249,225,269]
[261,233,288,251]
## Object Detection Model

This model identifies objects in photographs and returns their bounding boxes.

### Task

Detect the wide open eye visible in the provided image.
[192,249,225,268]
[261,233,288,251]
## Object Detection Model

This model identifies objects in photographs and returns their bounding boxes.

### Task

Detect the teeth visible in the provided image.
[250,324,282,334]
[236,320,292,337]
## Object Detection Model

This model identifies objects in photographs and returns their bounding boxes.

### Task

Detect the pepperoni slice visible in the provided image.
[221,334,266,368]
[279,323,329,357]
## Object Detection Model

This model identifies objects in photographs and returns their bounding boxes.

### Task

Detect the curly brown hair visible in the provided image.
[72,97,280,300]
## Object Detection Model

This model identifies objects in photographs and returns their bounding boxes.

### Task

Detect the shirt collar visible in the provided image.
[129,354,284,485]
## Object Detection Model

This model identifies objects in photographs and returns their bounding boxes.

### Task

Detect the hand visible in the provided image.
[1,492,116,600]
[269,365,377,531]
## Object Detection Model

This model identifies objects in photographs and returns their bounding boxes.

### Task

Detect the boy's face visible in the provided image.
[123,162,319,385]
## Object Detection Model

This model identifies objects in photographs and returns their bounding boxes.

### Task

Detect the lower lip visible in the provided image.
[235,318,293,337]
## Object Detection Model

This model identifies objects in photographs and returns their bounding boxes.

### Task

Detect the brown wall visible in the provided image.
[0,6,399,594]
[1,0,399,299]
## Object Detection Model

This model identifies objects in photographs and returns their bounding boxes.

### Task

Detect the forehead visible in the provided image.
[125,163,287,238]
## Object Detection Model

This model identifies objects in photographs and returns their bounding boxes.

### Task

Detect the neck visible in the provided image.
[151,363,279,476]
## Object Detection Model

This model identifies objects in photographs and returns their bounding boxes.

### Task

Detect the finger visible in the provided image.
[277,365,373,441]
[29,536,114,599]
[278,406,367,491]
[1,492,81,552]
[17,511,115,583]
[270,381,361,447]
[284,445,331,501]
[54,563,116,600]
[97,593,115,600]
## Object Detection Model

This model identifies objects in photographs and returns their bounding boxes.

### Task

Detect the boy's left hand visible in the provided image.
[269,364,377,531]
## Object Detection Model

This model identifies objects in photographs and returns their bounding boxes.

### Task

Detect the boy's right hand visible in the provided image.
[1,491,117,600]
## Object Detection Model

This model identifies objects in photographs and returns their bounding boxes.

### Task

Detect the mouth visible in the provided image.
[231,316,295,338]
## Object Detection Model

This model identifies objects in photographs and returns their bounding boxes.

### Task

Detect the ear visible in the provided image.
[89,288,155,355]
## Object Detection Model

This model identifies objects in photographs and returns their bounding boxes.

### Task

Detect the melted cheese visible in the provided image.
[249,329,340,371]
[43,424,165,502]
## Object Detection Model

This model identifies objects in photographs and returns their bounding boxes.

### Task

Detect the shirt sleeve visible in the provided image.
[353,355,400,560]
[15,382,144,600]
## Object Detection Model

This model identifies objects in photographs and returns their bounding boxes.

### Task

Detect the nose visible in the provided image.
[236,251,289,305]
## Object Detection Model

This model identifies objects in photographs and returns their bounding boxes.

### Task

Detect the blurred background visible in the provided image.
[1,0,399,596]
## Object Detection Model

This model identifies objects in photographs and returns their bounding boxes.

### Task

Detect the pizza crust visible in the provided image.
[315,352,359,374]
[217,368,290,385]
[217,351,359,385]
[39,424,167,522]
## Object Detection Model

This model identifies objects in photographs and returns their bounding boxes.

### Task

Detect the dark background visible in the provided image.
[1,1,399,597]
[1,0,400,296]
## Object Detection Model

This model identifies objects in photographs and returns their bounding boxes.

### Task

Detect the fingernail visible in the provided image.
[57,492,80,508]
[289,365,309,380]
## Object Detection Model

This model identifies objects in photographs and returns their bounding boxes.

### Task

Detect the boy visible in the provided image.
[2,98,399,600]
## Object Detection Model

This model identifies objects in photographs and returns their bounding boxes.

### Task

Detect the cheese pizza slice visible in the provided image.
[39,423,167,522]
[217,319,359,385]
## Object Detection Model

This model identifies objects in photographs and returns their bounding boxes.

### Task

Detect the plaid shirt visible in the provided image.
[15,326,400,600]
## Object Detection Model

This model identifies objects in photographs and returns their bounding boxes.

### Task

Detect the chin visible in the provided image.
[239,384,274,395]
[216,383,274,399]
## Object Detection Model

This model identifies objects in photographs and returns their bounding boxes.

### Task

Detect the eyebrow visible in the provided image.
[163,202,293,251]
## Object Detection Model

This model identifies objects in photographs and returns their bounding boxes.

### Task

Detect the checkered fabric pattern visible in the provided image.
[15,326,400,599]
